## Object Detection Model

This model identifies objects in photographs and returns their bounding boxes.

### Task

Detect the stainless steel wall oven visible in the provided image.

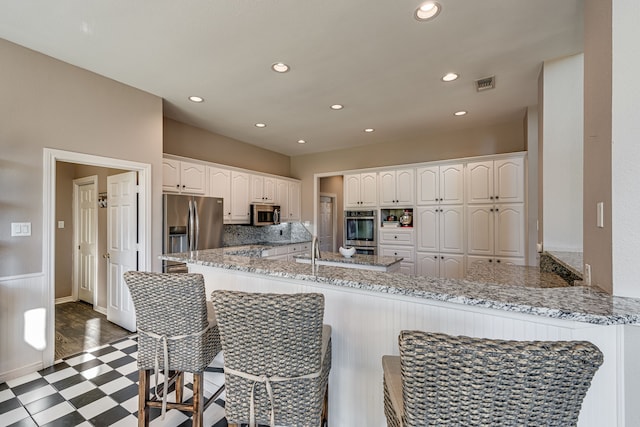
[344,210,377,255]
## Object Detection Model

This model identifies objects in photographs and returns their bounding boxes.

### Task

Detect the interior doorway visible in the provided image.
[319,194,337,252]
[44,148,151,367]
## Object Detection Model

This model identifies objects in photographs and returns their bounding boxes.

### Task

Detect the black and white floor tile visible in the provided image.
[0,336,229,427]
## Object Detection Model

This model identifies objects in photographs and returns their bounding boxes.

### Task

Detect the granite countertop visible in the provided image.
[220,240,312,258]
[294,252,403,267]
[545,251,584,278]
[465,263,570,289]
[160,249,640,326]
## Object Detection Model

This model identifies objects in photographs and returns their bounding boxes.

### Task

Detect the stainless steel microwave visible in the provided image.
[251,204,281,226]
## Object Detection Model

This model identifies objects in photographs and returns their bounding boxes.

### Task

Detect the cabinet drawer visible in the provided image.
[379,246,415,262]
[379,230,415,246]
[288,243,310,253]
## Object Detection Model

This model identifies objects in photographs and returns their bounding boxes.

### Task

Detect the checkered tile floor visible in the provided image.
[0,336,229,427]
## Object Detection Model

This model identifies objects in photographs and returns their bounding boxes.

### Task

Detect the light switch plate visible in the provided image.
[58,221,65,229]
[11,222,31,237]
[597,202,604,228]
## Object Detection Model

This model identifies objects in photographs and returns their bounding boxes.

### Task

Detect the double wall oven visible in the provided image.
[344,210,377,255]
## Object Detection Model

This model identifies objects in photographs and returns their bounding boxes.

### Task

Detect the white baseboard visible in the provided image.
[54,296,75,304]
[0,361,44,384]
[94,305,107,315]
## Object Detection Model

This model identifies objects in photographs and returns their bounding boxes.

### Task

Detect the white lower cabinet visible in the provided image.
[417,253,465,279]
[466,256,526,270]
[262,243,310,261]
[379,245,415,275]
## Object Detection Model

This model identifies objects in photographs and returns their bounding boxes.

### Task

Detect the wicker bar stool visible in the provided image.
[211,290,331,427]
[123,271,224,427]
[382,330,603,427]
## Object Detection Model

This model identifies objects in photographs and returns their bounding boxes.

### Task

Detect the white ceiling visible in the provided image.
[0,0,583,156]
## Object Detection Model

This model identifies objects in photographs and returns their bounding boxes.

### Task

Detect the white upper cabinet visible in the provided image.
[344,173,377,207]
[466,203,525,258]
[250,175,276,204]
[466,156,524,204]
[417,164,464,205]
[230,171,251,223]
[208,166,231,222]
[416,206,464,254]
[287,181,301,221]
[275,179,289,219]
[379,168,414,206]
[163,159,206,194]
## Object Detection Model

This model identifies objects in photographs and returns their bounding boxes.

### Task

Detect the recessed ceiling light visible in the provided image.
[442,72,459,82]
[189,96,204,103]
[271,62,290,73]
[297,139,306,144]
[255,123,266,128]
[330,104,344,110]
[364,128,375,133]
[415,1,441,21]
[454,110,467,116]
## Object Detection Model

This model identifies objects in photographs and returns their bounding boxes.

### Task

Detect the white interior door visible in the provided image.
[73,177,98,305]
[107,171,137,332]
[319,196,334,252]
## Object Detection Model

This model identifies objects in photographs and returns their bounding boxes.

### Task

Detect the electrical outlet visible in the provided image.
[584,263,592,286]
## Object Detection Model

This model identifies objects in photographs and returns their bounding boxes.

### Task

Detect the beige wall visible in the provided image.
[291,119,525,221]
[163,118,291,177]
[0,38,164,277]
[55,162,75,299]
[583,0,613,293]
[0,38,163,377]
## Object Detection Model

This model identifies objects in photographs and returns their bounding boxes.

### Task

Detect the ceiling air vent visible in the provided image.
[475,76,495,92]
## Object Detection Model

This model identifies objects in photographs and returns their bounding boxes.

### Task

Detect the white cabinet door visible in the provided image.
[379,169,414,206]
[417,164,462,205]
[378,171,396,205]
[439,206,464,254]
[263,177,276,203]
[439,164,464,204]
[467,205,494,255]
[417,207,438,252]
[494,204,525,257]
[440,255,465,279]
[494,157,524,203]
[344,174,362,207]
[180,162,206,194]
[395,169,414,205]
[275,179,289,219]
[345,173,377,207]
[417,252,439,277]
[162,159,181,193]
[250,175,266,203]
[230,171,250,223]
[416,166,439,205]
[360,173,378,207]
[466,160,494,203]
[208,167,231,222]
[288,181,301,221]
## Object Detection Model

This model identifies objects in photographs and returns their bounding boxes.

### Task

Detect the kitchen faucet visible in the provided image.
[311,235,321,267]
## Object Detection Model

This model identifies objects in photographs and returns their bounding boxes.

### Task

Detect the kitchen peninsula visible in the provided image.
[160,249,640,427]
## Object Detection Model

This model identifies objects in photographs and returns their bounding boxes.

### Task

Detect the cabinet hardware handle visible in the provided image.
[497,259,501,263]
[490,208,494,212]
[176,184,180,188]
[434,255,438,259]
[496,196,499,199]
[496,208,499,212]
[490,196,494,200]
[441,256,444,259]
[489,259,493,262]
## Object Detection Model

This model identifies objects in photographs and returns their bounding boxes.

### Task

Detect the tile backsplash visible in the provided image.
[223,222,312,246]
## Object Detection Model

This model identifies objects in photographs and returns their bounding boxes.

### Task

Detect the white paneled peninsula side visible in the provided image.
[160,249,640,427]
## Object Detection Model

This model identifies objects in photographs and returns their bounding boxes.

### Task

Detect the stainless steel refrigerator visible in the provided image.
[163,194,224,273]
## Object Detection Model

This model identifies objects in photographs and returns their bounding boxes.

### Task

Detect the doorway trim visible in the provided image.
[72,175,98,306]
[43,148,152,368]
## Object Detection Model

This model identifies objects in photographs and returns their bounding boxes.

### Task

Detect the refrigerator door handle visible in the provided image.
[188,199,195,251]
[194,199,200,250]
